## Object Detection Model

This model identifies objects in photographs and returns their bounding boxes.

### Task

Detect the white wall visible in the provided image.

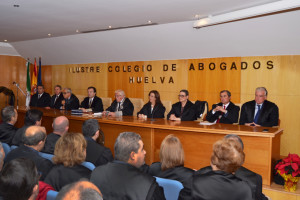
[0,43,20,56]
[10,10,300,65]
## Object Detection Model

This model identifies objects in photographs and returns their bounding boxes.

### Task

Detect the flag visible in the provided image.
[37,57,42,85]
[26,60,31,107]
[31,58,38,95]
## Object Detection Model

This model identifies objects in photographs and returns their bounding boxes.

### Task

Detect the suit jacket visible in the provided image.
[206,101,240,124]
[80,96,104,112]
[137,102,166,118]
[0,122,18,145]
[42,133,61,154]
[44,164,91,191]
[50,93,64,109]
[239,100,279,127]
[167,100,196,121]
[30,92,51,107]
[106,98,134,116]
[90,160,165,200]
[4,145,54,181]
[85,137,113,167]
[64,94,80,110]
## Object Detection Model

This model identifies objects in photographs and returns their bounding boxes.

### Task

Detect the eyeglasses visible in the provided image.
[63,92,68,94]
[178,95,186,98]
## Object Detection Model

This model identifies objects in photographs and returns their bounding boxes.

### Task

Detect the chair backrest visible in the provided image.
[129,98,144,116]
[46,190,58,200]
[194,100,209,121]
[76,95,85,104]
[10,145,18,150]
[154,177,183,200]
[81,161,96,170]
[162,100,172,118]
[2,143,11,156]
[235,103,242,123]
[101,97,112,110]
[39,152,54,162]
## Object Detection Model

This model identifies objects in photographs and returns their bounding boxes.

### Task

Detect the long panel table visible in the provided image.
[16,107,283,186]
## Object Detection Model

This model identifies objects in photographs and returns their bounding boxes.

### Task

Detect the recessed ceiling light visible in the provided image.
[4,40,8,42]
[48,33,52,36]
[76,29,79,33]
[194,14,199,18]
[13,4,20,7]
[108,26,112,29]
[148,20,152,24]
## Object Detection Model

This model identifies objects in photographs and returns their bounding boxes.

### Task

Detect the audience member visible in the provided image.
[42,116,69,154]
[239,87,279,127]
[44,132,91,191]
[12,109,43,146]
[80,86,104,112]
[206,90,240,124]
[104,89,134,117]
[82,119,113,166]
[149,134,194,199]
[90,132,165,200]
[50,85,65,109]
[137,90,166,119]
[0,158,40,200]
[61,88,80,110]
[56,180,103,200]
[0,142,4,171]
[5,126,53,180]
[0,106,18,145]
[30,84,51,108]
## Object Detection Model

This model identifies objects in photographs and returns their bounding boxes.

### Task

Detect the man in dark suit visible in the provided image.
[61,88,80,110]
[206,90,240,124]
[29,84,51,108]
[239,87,279,127]
[50,85,65,109]
[104,89,134,116]
[90,132,165,200]
[0,106,18,145]
[80,86,103,112]
[82,119,113,166]
[5,126,54,181]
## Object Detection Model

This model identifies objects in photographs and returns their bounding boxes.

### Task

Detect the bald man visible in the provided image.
[42,116,69,154]
[5,126,54,180]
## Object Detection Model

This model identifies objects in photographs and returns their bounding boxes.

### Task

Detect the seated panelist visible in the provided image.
[61,88,80,110]
[103,89,134,117]
[167,89,196,121]
[30,84,51,108]
[50,85,65,109]
[80,86,104,112]
[137,90,165,119]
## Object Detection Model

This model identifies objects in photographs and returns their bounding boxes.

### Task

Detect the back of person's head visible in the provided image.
[82,119,99,137]
[0,142,4,171]
[53,116,69,135]
[56,180,103,200]
[0,158,39,200]
[22,126,47,146]
[160,134,184,171]
[24,109,43,126]
[211,138,245,173]
[1,106,16,123]
[53,132,87,167]
[114,132,141,163]
[224,134,244,150]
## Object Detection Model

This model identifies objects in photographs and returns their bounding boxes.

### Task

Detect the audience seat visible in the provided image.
[129,98,144,116]
[2,142,10,156]
[81,161,96,170]
[155,177,183,200]
[10,145,18,150]
[39,152,54,162]
[101,97,112,111]
[162,100,172,118]
[46,190,58,200]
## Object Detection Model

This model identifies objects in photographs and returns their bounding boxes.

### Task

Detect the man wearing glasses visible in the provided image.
[239,87,279,127]
[167,89,196,121]
[61,88,80,110]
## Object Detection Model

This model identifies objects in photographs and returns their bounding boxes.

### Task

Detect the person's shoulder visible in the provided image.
[242,100,255,106]
[264,100,278,107]
[44,92,51,97]
[173,101,181,106]
[94,96,102,101]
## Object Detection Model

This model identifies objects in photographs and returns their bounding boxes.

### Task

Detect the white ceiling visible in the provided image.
[0,0,282,42]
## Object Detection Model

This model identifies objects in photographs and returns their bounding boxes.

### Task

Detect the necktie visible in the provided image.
[254,105,261,124]
[216,105,226,123]
[54,95,58,104]
[89,99,92,108]
[38,94,41,99]
[118,102,121,111]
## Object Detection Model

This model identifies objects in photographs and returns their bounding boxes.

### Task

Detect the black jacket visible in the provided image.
[167,100,196,121]
[0,123,18,145]
[137,102,166,118]
[206,102,240,124]
[106,98,134,116]
[64,94,80,110]
[42,133,61,154]
[50,93,64,109]
[30,92,51,107]
[80,96,104,112]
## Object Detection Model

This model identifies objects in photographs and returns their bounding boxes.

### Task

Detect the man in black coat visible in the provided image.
[239,87,279,127]
[206,90,240,124]
[0,106,18,145]
[61,88,80,110]
[5,126,53,181]
[50,85,65,109]
[90,132,165,200]
[29,85,51,108]
[82,119,113,166]
[80,86,103,112]
[104,89,134,116]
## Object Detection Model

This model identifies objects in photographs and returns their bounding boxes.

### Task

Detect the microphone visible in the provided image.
[12,81,16,85]
[12,82,19,87]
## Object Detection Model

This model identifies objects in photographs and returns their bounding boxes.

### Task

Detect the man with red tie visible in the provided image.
[206,90,240,124]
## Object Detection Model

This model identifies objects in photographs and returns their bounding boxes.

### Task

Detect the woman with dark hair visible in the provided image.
[44,132,91,191]
[137,90,166,118]
[167,89,196,121]
[149,135,194,198]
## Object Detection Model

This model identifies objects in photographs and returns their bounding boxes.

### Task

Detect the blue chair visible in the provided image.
[155,177,184,200]
[10,145,18,150]
[2,143,10,156]
[39,152,54,162]
[81,161,96,170]
[46,190,58,200]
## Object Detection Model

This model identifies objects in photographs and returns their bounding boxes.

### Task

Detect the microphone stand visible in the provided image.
[13,83,26,110]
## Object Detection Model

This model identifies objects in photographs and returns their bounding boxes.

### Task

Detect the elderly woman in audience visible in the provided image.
[44,132,91,191]
[149,134,194,198]
[184,137,253,200]
[137,90,166,119]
